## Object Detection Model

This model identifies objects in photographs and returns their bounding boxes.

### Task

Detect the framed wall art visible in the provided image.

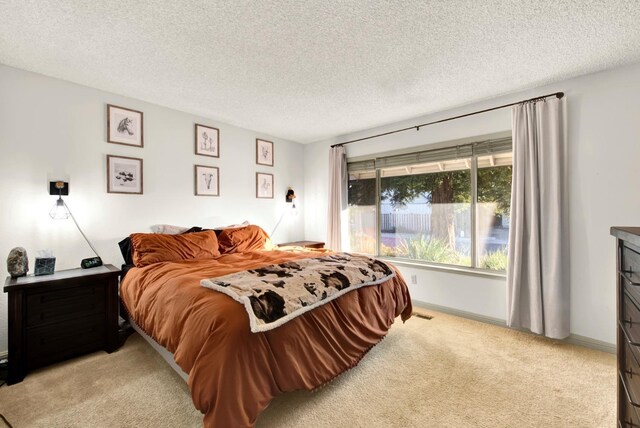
[256,139,274,166]
[256,172,274,199]
[107,104,144,147]
[107,155,143,194]
[195,165,220,196]
[195,124,220,157]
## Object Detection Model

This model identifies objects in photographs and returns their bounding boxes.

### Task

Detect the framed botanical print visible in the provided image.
[195,165,220,196]
[195,124,220,157]
[256,139,274,166]
[256,172,274,199]
[107,104,144,147]
[107,155,143,194]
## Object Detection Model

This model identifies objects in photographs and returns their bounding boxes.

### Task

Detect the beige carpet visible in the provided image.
[0,311,615,427]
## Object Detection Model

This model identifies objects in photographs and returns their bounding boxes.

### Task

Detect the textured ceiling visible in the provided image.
[1,1,640,143]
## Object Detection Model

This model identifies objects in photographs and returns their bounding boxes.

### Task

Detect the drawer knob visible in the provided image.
[625,317,635,326]
[627,368,636,378]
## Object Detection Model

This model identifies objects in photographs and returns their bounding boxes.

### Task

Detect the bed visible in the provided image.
[119,226,412,427]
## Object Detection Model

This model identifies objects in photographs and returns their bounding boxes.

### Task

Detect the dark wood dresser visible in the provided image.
[612,227,640,427]
[3,264,121,385]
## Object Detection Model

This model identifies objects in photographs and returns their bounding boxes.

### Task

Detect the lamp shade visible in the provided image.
[49,197,70,220]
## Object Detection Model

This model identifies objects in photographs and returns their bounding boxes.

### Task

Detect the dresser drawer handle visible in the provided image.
[628,368,637,379]
[622,271,640,286]
[625,317,636,326]
[620,321,640,347]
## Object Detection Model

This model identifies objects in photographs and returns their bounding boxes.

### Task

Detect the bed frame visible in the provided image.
[129,319,189,381]
[120,300,189,381]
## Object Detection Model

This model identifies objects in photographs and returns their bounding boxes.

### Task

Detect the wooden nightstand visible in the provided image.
[278,240,325,249]
[3,264,121,385]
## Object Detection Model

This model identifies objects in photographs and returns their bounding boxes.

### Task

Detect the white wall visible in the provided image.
[3,61,639,352]
[305,61,640,345]
[0,65,305,352]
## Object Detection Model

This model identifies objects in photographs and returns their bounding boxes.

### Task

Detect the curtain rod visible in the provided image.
[331,91,564,148]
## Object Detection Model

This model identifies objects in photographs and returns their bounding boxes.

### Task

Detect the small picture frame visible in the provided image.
[107,104,144,147]
[256,172,274,199]
[195,124,220,157]
[195,165,219,196]
[256,139,274,166]
[107,155,143,194]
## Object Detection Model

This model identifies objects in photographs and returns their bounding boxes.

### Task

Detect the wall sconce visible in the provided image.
[286,188,296,208]
[49,181,103,269]
[270,187,298,238]
[49,181,70,219]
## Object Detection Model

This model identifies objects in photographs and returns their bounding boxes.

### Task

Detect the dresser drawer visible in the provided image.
[621,395,640,428]
[26,284,105,327]
[625,276,640,310]
[623,340,640,403]
[622,293,640,345]
[623,244,640,270]
[622,245,640,300]
[27,314,105,369]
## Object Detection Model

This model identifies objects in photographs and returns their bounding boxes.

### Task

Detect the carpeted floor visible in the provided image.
[0,311,616,427]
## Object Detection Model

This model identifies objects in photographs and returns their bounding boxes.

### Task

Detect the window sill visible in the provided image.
[378,257,507,280]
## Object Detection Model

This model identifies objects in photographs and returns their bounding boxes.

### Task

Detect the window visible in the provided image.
[347,171,377,254]
[347,138,512,271]
[476,155,512,270]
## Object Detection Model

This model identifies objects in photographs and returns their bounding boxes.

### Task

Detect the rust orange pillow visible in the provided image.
[217,225,271,254]
[130,230,220,267]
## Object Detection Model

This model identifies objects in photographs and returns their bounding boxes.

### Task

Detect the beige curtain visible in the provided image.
[507,97,569,339]
[327,146,347,251]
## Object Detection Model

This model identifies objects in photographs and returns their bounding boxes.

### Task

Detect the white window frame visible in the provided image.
[347,135,512,277]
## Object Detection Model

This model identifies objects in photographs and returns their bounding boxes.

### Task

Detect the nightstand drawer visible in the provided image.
[27,314,105,369]
[27,284,105,327]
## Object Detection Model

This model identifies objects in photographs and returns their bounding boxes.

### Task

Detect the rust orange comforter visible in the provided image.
[120,249,412,427]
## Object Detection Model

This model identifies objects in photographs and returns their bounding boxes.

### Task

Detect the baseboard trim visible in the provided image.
[411,299,616,354]
[0,351,7,360]
[564,334,616,354]
[412,300,507,327]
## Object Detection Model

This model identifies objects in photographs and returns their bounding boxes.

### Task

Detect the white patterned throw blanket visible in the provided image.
[200,253,395,333]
